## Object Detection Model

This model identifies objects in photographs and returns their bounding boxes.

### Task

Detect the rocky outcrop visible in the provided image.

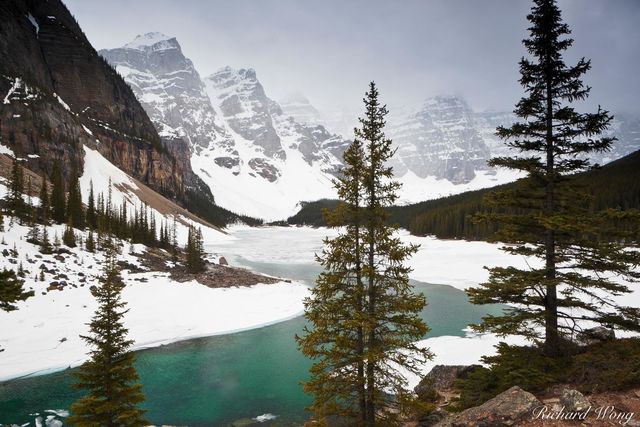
[99,33,234,161]
[207,66,284,161]
[576,327,616,346]
[559,388,591,413]
[387,97,640,185]
[387,96,491,184]
[445,386,541,427]
[0,1,205,206]
[415,365,482,399]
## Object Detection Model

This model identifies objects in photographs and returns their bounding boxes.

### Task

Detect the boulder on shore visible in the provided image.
[446,386,541,427]
[415,365,482,402]
[559,388,591,412]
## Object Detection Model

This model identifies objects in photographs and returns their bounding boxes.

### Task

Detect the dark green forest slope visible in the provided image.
[288,150,640,240]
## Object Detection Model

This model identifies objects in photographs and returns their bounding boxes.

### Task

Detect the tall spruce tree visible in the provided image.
[38,175,50,224]
[468,0,640,357]
[51,162,66,224]
[67,169,85,229]
[185,226,206,273]
[6,157,25,219]
[86,181,97,230]
[68,244,147,426]
[299,82,430,426]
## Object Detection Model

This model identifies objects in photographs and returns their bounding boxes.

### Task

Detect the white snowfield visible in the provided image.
[79,145,227,245]
[0,219,309,381]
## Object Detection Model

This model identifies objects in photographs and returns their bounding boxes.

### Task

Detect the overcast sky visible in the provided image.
[64,0,640,116]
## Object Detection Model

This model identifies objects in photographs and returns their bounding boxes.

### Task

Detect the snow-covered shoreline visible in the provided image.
[2,225,636,386]
[0,221,310,382]
[0,271,309,381]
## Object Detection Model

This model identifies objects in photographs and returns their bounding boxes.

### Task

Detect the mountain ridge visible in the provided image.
[101,35,349,220]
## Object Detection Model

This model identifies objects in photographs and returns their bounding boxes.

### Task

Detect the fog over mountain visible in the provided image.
[98,32,640,220]
[65,0,640,120]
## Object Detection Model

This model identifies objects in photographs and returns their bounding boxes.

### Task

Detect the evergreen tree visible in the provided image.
[468,0,640,357]
[185,226,206,273]
[6,156,25,219]
[27,222,40,244]
[40,226,52,254]
[171,216,178,262]
[63,219,77,247]
[299,82,431,425]
[51,163,66,223]
[67,245,147,426]
[67,169,85,229]
[86,181,97,230]
[0,268,33,312]
[86,230,96,253]
[39,175,50,224]
[25,176,34,224]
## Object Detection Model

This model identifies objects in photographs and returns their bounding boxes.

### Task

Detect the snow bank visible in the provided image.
[397,168,522,205]
[0,219,309,381]
[405,332,529,390]
[79,145,232,246]
[215,226,528,291]
[401,230,537,291]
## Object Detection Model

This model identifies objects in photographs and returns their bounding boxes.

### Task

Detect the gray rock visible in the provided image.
[100,33,234,160]
[418,409,451,427]
[559,388,591,412]
[447,386,542,427]
[576,326,615,345]
[218,256,228,266]
[415,365,482,401]
[386,96,490,184]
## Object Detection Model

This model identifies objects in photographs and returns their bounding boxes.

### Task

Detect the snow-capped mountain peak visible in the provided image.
[101,43,348,220]
[279,92,325,127]
[123,32,178,51]
[387,95,490,184]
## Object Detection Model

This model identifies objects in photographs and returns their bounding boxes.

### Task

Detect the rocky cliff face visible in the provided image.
[386,96,491,184]
[99,34,234,160]
[386,96,640,185]
[101,35,348,219]
[0,0,203,204]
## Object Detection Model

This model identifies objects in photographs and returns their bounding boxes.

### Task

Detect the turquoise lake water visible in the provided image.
[0,228,503,426]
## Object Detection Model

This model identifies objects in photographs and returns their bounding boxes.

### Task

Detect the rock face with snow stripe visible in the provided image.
[205,66,285,167]
[386,95,640,186]
[0,1,211,212]
[100,34,349,218]
[387,96,491,184]
[99,33,234,159]
[279,92,326,127]
[473,109,640,165]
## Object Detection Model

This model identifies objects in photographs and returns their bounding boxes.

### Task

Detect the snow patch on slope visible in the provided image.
[79,145,229,245]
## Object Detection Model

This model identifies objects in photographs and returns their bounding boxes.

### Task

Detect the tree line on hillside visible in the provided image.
[288,149,640,242]
[2,157,207,273]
